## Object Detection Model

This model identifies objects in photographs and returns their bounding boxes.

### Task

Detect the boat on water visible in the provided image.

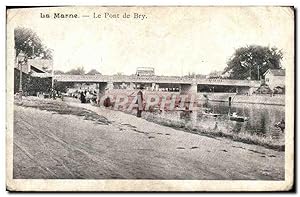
[202,108,222,117]
[228,112,249,122]
[203,112,222,117]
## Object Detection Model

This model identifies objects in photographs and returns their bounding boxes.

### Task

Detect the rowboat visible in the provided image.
[228,112,248,122]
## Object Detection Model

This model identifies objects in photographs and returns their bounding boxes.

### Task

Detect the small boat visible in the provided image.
[274,119,285,132]
[228,112,248,122]
[203,112,222,117]
[202,108,222,117]
[173,107,193,112]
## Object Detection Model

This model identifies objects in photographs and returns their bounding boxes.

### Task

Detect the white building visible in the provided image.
[263,69,285,90]
[136,67,155,76]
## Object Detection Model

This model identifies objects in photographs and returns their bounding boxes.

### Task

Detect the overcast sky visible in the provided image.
[8,6,294,76]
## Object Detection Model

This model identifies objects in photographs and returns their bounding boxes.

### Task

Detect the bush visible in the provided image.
[254,84,272,94]
[14,68,52,95]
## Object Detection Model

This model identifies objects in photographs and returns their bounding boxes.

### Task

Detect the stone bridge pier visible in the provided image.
[97,82,114,101]
[180,83,197,94]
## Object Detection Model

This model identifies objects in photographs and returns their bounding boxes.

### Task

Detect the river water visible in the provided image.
[151,101,285,141]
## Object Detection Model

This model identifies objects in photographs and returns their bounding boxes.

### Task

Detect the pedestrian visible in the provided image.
[103,96,112,107]
[136,88,144,117]
[275,119,285,132]
[53,90,57,100]
[80,91,85,103]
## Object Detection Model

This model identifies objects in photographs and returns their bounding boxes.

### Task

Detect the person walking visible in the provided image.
[136,88,144,117]
[80,91,85,103]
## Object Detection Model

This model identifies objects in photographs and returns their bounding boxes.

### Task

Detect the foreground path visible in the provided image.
[13,101,284,180]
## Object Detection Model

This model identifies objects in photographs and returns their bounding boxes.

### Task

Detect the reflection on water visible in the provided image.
[155,101,285,141]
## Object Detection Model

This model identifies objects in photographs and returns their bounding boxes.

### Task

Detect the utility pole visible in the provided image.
[51,62,54,90]
[17,51,25,101]
[257,65,260,80]
[249,68,251,80]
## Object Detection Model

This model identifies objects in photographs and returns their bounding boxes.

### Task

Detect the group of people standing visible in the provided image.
[79,90,97,103]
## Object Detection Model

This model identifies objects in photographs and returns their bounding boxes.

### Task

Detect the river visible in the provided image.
[148,101,285,144]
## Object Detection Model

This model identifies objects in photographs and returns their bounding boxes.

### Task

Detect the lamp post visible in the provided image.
[257,64,260,81]
[17,51,26,100]
[28,40,34,58]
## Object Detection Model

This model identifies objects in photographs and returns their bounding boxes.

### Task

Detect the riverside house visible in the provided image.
[263,69,285,90]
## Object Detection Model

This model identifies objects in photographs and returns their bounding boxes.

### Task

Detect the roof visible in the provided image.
[27,59,53,73]
[264,69,285,76]
[30,65,46,73]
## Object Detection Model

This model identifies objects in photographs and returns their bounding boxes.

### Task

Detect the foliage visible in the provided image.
[54,82,74,93]
[254,84,272,94]
[54,70,65,75]
[65,66,85,75]
[224,45,283,80]
[14,27,53,59]
[86,69,101,75]
[14,69,52,95]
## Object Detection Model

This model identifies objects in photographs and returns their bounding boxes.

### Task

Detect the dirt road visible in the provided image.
[13,98,284,179]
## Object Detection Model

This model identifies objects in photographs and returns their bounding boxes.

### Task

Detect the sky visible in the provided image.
[8,6,294,76]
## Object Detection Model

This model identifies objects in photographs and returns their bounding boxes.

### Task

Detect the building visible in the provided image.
[136,67,155,76]
[14,58,53,95]
[15,59,53,77]
[263,69,285,90]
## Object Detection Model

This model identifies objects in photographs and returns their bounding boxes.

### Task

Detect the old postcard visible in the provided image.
[6,6,294,191]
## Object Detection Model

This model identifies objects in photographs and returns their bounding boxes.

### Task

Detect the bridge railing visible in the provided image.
[195,78,261,86]
[54,74,111,82]
[53,74,261,87]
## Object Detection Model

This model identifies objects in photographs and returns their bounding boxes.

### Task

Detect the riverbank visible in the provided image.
[13,97,284,179]
[110,108,284,151]
[199,93,285,106]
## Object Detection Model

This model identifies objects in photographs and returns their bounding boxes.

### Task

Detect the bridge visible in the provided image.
[48,74,261,95]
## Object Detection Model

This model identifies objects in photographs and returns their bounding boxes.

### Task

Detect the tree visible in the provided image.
[224,45,283,80]
[14,27,52,59]
[65,67,85,75]
[208,70,223,78]
[54,70,65,75]
[86,69,101,75]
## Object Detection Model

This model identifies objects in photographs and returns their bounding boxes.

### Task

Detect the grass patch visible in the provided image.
[144,113,284,151]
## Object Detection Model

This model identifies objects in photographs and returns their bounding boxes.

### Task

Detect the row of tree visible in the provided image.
[54,67,102,75]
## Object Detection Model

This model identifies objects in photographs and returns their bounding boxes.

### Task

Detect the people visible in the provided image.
[136,88,144,117]
[80,91,86,103]
[275,119,285,132]
[103,96,112,107]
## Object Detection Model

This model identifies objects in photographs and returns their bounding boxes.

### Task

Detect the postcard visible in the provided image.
[6,6,294,191]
